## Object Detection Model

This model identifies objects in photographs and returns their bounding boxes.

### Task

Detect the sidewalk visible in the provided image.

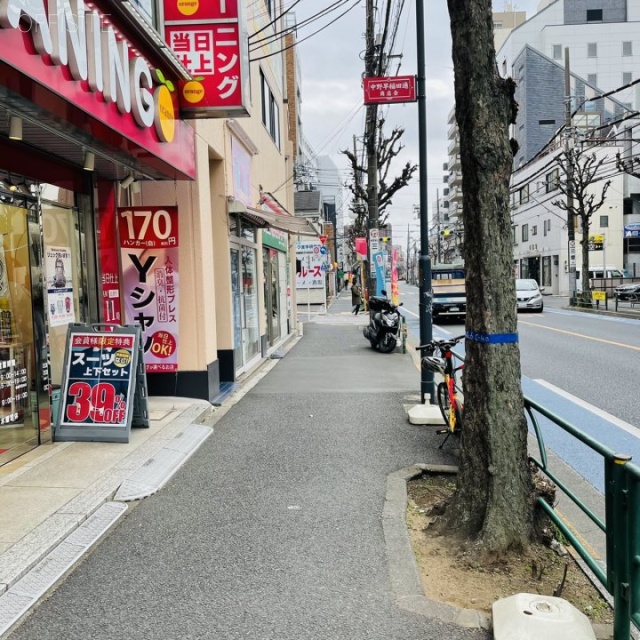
[0,292,612,638]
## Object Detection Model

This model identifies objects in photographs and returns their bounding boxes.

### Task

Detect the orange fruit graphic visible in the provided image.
[154,85,176,143]
[177,0,198,16]
[182,80,205,104]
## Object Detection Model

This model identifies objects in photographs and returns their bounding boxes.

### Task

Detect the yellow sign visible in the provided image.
[592,290,606,301]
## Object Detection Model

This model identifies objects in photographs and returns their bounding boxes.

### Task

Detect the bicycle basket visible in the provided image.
[421,356,446,374]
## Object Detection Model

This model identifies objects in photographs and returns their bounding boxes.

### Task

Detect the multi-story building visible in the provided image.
[498,0,640,283]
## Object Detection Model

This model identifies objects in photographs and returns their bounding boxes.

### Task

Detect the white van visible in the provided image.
[576,265,624,291]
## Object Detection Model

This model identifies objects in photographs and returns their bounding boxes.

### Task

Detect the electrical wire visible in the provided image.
[250,1,361,62]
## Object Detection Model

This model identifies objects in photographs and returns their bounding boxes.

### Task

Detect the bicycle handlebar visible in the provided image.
[415,334,465,351]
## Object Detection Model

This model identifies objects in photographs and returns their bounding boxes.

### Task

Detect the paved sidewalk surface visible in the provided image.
[0,291,609,639]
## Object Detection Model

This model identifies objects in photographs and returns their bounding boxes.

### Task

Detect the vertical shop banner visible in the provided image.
[45,246,75,327]
[163,0,250,117]
[118,207,179,373]
[373,252,385,296]
[391,248,399,306]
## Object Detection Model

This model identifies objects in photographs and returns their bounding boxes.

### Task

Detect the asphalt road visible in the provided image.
[7,322,488,640]
[399,281,640,493]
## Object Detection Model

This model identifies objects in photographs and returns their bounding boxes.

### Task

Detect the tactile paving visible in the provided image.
[0,502,126,636]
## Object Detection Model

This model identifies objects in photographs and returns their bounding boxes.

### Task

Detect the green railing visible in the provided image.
[525,395,640,639]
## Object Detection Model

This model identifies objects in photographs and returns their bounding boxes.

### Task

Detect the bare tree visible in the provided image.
[552,147,611,299]
[446,0,534,556]
[342,118,418,243]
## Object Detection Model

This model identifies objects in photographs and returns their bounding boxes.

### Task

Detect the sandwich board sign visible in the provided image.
[54,324,149,443]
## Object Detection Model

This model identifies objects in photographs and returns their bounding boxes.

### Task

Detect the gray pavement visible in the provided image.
[0,291,616,639]
[3,292,488,639]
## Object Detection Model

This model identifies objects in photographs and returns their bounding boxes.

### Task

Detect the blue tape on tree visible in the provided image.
[465,331,519,344]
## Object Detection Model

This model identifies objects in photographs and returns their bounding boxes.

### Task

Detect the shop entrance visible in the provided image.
[0,179,91,466]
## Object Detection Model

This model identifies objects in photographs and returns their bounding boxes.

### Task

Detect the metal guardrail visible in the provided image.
[526,395,639,640]
[446,345,637,638]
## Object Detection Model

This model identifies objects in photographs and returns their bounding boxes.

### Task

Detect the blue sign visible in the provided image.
[373,252,385,296]
[320,246,328,255]
[624,223,640,238]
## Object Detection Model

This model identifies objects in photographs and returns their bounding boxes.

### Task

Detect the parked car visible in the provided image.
[614,282,640,301]
[515,279,544,312]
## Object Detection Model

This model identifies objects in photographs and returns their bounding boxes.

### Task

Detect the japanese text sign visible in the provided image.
[118,207,180,373]
[295,242,326,289]
[363,76,417,105]
[163,0,250,117]
[54,325,148,443]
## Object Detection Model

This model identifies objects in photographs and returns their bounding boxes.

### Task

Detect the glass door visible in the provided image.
[0,201,38,465]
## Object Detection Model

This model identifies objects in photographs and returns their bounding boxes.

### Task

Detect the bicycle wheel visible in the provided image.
[437,382,450,425]
[454,402,463,433]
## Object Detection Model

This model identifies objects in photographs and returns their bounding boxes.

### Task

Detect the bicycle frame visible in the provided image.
[442,349,464,436]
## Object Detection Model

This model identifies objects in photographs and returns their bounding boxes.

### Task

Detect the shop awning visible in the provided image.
[228,199,320,237]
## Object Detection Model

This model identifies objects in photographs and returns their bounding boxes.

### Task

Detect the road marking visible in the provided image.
[520,320,640,352]
[534,378,640,437]
[402,308,419,318]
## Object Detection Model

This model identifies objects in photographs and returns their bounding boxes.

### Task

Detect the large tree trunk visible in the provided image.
[446,0,534,554]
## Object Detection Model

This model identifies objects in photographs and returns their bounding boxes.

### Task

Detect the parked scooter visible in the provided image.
[363,290,403,353]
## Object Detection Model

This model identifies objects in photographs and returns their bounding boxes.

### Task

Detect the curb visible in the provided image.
[384,463,617,637]
[383,464,492,631]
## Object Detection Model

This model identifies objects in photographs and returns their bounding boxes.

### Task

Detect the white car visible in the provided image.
[516,279,544,313]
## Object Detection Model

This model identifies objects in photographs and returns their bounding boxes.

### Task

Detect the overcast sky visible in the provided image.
[292,0,542,248]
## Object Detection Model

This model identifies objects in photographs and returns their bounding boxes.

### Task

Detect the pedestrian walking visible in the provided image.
[351,283,362,315]
[343,273,349,291]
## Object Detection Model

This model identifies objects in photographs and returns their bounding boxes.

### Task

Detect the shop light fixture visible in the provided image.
[83,150,95,171]
[131,179,141,194]
[8,116,22,141]
[120,174,135,189]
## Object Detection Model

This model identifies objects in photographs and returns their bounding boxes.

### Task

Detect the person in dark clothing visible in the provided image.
[351,283,362,315]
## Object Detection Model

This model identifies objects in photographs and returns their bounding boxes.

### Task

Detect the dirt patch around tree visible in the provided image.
[406,472,613,627]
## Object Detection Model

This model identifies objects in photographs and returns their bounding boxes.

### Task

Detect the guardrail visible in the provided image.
[526,397,640,639]
[614,292,640,312]
[447,346,637,638]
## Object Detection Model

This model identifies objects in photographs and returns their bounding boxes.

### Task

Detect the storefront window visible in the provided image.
[0,201,38,464]
[41,194,87,391]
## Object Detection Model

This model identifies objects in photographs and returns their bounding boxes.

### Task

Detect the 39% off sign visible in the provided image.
[54,325,149,443]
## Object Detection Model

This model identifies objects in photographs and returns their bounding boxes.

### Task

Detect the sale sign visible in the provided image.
[54,325,148,443]
[118,207,180,373]
[163,0,250,117]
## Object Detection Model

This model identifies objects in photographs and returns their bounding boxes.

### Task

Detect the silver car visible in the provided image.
[516,279,544,313]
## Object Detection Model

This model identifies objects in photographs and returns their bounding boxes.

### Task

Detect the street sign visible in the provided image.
[319,235,327,245]
[363,76,417,105]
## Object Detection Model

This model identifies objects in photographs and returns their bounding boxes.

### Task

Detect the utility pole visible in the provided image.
[436,189,442,263]
[365,0,379,299]
[565,47,577,305]
[416,0,434,403]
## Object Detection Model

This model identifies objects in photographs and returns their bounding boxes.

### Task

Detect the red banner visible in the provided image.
[163,0,250,117]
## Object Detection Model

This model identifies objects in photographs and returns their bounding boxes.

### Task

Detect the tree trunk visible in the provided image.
[446,0,534,554]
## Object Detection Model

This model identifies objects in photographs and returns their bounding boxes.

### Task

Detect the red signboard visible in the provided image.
[0,0,196,180]
[163,0,250,118]
[363,76,417,105]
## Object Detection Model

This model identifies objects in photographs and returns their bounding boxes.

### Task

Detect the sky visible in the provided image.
[292,0,542,251]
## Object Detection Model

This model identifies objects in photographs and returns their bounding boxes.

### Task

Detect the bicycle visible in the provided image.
[417,335,465,448]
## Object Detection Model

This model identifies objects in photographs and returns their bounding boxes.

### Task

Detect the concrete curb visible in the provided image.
[383,464,492,631]
[384,463,617,637]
